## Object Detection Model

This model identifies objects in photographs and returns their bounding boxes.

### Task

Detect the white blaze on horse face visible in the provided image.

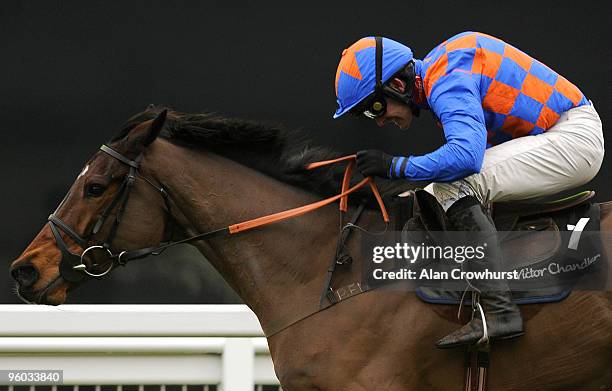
[78,165,89,179]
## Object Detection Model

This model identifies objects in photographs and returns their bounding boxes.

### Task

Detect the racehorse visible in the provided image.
[9,107,612,390]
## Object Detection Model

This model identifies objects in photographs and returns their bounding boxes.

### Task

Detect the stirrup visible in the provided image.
[458,290,489,346]
[474,300,489,346]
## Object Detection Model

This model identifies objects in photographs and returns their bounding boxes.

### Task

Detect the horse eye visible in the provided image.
[86,183,106,197]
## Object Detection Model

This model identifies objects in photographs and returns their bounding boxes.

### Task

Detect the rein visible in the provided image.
[48,145,389,283]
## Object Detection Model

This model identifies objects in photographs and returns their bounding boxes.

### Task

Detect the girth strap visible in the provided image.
[465,343,490,391]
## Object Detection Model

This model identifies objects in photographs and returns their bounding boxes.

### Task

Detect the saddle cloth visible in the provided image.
[386,190,604,305]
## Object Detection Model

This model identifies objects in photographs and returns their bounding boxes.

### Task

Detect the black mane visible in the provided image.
[111,105,414,201]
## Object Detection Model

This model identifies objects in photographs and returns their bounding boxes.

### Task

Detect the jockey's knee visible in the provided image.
[427,181,482,211]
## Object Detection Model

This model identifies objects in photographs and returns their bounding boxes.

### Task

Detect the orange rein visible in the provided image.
[228,155,389,234]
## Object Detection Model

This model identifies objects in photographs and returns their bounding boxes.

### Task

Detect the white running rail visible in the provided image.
[0,305,280,391]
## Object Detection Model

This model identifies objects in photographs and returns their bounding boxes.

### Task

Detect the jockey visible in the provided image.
[333,33,604,348]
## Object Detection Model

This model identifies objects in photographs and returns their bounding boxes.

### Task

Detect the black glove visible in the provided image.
[355,150,393,178]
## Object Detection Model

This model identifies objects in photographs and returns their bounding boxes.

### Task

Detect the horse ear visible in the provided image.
[141,109,167,147]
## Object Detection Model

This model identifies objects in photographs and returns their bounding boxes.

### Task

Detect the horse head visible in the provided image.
[9,109,170,304]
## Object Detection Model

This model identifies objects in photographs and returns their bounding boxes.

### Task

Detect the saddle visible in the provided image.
[390,189,603,305]
[492,190,595,231]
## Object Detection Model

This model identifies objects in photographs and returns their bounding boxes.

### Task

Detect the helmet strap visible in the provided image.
[361,37,420,118]
[367,37,387,117]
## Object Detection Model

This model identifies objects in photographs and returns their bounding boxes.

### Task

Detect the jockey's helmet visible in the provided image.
[333,36,414,119]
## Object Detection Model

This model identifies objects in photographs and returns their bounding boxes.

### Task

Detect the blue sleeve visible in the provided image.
[390,71,487,182]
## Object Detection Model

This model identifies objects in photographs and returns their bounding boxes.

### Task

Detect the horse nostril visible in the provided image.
[10,264,39,288]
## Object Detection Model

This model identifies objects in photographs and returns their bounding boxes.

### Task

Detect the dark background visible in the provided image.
[1,1,609,303]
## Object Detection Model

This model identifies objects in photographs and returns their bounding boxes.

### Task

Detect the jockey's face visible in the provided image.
[374,78,414,130]
[375,97,414,130]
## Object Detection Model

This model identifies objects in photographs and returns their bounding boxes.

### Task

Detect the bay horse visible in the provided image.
[9,107,612,390]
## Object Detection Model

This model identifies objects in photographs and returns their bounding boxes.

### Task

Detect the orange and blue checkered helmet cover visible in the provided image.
[333,36,413,118]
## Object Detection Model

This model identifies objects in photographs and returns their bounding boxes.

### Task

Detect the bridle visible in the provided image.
[48,144,390,284]
[48,145,175,283]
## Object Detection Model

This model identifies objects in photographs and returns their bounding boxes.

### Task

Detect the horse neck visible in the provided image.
[146,139,358,332]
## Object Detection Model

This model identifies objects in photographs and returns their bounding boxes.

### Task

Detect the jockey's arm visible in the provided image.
[391,71,487,182]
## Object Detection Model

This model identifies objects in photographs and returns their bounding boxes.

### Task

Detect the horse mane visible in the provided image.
[111,105,414,202]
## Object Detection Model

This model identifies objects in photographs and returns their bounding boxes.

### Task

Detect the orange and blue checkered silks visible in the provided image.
[395,31,589,182]
[421,31,588,147]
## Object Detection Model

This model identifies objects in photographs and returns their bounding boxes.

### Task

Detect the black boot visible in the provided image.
[436,196,524,349]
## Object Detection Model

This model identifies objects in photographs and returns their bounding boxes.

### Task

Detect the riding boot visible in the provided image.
[436,196,524,349]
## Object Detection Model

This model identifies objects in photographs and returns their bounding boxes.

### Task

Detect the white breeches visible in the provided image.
[425,102,605,210]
